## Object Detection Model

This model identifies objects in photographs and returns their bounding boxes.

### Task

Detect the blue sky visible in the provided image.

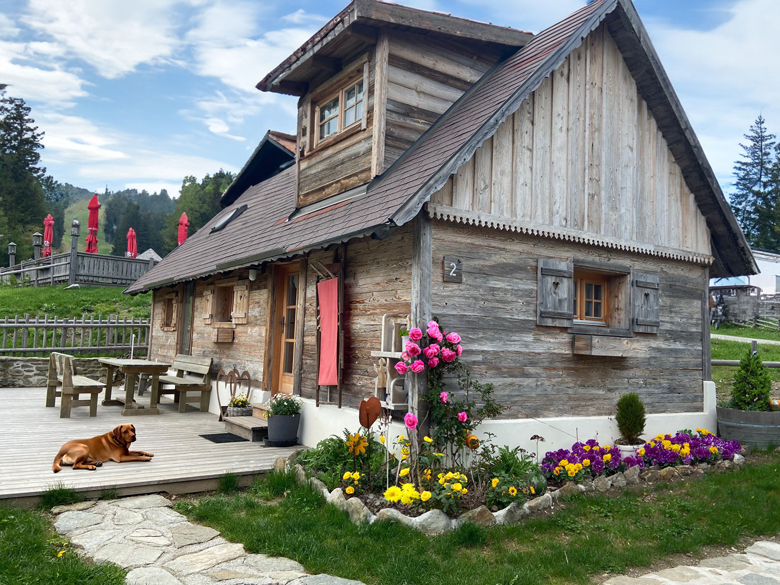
[0,0,777,197]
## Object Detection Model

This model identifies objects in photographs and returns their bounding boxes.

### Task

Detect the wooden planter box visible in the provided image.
[716,406,780,448]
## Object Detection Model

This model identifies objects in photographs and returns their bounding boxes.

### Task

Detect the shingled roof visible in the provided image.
[127,0,754,294]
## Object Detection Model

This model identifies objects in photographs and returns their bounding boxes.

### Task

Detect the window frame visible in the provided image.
[161,292,178,332]
[314,78,365,147]
[573,271,610,327]
[310,59,369,152]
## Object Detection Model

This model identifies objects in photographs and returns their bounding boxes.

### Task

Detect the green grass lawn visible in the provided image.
[0,286,150,320]
[712,323,780,343]
[0,506,125,585]
[177,454,780,585]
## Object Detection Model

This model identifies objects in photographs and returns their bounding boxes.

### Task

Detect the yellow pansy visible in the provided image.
[583,459,591,467]
[603,445,611,452]
[637,448,645,456]
[583,445,591,452]
[671,444,681,453]
[710,446,719,454]
[554,467,561,475]
[559,459,569,467]
[567,469,576,477]
[593,446,600,451]
[603,454,612,462]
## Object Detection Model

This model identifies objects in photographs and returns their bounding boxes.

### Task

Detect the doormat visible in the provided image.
[200,433,248,443]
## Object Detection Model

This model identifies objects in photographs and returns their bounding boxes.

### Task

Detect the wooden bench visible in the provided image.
[46,353,105,418]
[153,355,213,413]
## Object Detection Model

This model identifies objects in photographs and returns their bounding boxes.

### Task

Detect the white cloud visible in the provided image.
[282,9,328,26]
[0,40,88,105]
[0,13,20,37]
[22,0,184,79]
[643,0,780,186]
[38,112,127,162]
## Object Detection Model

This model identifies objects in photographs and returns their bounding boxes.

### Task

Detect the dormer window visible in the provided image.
[315,79,364,145]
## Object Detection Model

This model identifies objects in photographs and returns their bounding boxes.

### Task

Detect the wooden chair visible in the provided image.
[46,352,105,418]
[154,355,213,413]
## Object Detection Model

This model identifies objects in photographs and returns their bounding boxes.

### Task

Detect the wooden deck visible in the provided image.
[0,387,299,506]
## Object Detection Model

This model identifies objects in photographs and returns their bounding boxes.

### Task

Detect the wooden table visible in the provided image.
[98,358,170,416]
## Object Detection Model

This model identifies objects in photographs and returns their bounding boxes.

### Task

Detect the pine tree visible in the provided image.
[731,115,777,247]
[731,348,771,411]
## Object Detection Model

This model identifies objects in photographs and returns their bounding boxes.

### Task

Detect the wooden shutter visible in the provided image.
[537,259,574,327]
[202,285,214,324]
[232,281,250,325]
[633,273,660,334]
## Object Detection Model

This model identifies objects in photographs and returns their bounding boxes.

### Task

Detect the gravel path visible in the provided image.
[604,541,780,585]
[51,495,364,585]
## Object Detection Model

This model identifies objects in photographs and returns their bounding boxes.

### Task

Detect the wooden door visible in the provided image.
[273,264,300,395]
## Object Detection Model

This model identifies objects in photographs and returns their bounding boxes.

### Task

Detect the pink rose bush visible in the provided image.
[396,321,462,377]
[394,362,408,375]
[457,411,468,423]
[404,412,418,430]
[408,328,423,342]
[411,360,425,374]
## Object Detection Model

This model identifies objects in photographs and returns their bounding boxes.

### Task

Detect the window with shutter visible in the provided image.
[537,259,574,327]
[162,293,178,332]
[633,273,660,334]
[232,281,250,325]
[202,285,214,324]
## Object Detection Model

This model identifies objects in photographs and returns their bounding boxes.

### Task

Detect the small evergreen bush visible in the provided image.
[616,392,646,445]
[731,349,771,411]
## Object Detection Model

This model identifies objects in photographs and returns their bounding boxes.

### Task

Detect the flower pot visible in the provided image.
[616,444,643,459]
[226,406,253,417]
[267,413,300,443]
[717,406,780,448]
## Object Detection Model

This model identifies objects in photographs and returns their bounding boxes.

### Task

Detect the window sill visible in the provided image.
[211,322,236,329]
[304,124,365,158]
[568,325,633,338]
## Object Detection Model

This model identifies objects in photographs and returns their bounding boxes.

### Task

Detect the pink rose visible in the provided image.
[426,326,439,339]
[410,360,425,374]
[457,411,467,423]
[408,328,423,342]
[423,344,440,359]
[456,345,463,357]
[404,412,418,430]
[442,348,457,363]
[427,320,438,330]
[446,332,461,344]
[428,357,439,368]
[405,341,421,357]
[401,351,410,361]
[394,362,408,375]
[440,392,448,403]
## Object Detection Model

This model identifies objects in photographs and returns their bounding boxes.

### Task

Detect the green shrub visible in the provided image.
[218,473,240,494]
[616,393,646,445]
[39,483,84,509]
[731,349,771,411]
[251,468,298,499]
[297,432,386,491]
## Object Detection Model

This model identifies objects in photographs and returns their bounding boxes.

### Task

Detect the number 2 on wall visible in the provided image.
[449,262,458,277]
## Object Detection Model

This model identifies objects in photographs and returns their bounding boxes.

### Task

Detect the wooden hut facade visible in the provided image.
[127,0,756,450]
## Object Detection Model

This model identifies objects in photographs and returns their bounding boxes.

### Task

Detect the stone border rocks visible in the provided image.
[282,450,747,536]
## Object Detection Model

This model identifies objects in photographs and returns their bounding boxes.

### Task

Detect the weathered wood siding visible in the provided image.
[430,220,706,419]
[382,31,503,172]
[430,23,710,257]
[150,273,269,383]
[299,225,413,408]
[297,50,376,207]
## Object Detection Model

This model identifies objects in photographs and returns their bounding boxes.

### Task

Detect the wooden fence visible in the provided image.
[0,251,154,288]
[0,314,150,356]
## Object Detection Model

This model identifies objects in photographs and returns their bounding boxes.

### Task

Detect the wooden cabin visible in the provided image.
[127,0,756,450]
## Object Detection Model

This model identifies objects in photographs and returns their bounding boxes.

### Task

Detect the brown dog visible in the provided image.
[52,424,154,472]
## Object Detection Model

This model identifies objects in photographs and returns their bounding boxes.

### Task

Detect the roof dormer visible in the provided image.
[257,0,532,209]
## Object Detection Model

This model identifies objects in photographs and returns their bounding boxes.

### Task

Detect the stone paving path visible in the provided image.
[604,541,780,585]
[52,495,364,585]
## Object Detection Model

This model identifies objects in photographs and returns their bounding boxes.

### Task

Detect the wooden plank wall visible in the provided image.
[299,225,413,408]
[430,220,705,419]
[383,31,502,171]
[430,23,711,256]
[297,50,377,206]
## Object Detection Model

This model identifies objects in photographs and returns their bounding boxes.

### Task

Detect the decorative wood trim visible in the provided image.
[263,266,278,394]
[428,204,714,266]
[573,259,631,274]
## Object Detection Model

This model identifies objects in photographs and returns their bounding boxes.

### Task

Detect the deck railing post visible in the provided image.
[68,220,80,285]
[32,233,42,261]
[7,242,15,268]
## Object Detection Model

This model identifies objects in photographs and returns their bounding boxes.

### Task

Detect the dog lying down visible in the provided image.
[52,424,154,472]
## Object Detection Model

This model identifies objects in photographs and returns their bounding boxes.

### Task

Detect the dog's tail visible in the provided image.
[52,447,67,473]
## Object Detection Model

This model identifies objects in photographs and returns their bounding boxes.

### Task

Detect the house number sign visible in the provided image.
[443,256,463,283]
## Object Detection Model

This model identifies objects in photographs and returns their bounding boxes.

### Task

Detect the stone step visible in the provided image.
[224,416,268,442]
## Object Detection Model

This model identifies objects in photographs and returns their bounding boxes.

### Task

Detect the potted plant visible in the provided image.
[615,392,646,458]
[226,394,252,417]
[717,348,780,447]
[266,393,302,445]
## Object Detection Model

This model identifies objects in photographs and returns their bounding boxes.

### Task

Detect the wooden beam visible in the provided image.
[273,81,308,96]
[293,258,308,396]
[702,266,711,381]
[409,213,432,425]
[572,334,632,357]
[347,22,378,45]
[311,55,342,73]
[371,30,389,177]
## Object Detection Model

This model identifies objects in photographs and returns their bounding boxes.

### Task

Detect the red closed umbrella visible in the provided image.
[177,212,189,246]
[42,214,54,258]
[85,194,100,254]
[126,228,137,258]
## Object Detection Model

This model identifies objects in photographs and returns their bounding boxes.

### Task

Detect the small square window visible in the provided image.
[573,271,609,326]
[319,96,340,141]
[214,284,234,323]
[314,72,366,147]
